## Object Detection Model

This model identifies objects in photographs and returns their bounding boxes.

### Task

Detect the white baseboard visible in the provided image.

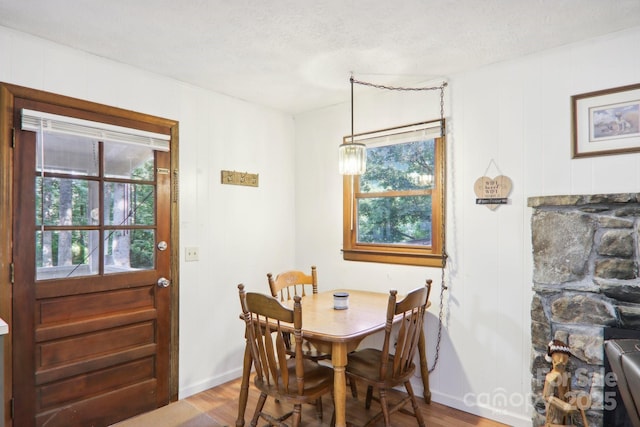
[178,366,244,399]
[427,388,532,427]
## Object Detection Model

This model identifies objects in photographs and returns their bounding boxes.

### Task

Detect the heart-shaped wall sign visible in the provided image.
[474,175,513,210]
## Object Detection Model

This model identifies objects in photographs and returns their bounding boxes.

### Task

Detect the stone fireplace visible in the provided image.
[529,193,640,427]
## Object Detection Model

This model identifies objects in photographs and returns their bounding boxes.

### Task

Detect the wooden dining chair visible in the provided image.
[267,266,327,359]
[268,266,358,399]
[238,284,334,427]
[267,266,318,303]
[345,282,431,427]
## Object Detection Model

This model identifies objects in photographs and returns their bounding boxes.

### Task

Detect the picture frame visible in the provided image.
[571,83,640,158]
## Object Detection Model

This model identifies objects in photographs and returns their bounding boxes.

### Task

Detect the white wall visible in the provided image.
[3,21,640,427]
[294,26,640,426]
[0,26,297,398]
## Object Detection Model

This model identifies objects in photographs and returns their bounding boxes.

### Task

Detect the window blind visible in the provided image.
[21,108,170,152]
[351,120,442,149]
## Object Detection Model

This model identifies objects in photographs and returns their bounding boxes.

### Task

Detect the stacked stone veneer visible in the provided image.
[529,193,640,427]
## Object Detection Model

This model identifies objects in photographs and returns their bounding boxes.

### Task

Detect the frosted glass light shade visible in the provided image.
[338,142,367,175]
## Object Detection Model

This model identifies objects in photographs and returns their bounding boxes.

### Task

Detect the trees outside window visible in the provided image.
[342,120,445,267]
[35,138,156,279]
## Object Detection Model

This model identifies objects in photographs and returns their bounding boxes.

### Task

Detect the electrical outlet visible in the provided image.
[185,246,200,262]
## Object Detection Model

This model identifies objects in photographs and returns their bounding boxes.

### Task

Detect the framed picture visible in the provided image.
[572,83,640,158]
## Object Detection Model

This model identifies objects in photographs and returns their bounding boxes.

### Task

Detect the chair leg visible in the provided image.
[316,396,323,419]
[237,342,253,427]
[405,380,426,427]
[292,403,302,427]
[379,388,392,427]
[365,385,374,409]
[349,378,358,398]
[250,392,267,427]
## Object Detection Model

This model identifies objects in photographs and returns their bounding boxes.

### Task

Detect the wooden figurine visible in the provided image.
[542,340,590,427]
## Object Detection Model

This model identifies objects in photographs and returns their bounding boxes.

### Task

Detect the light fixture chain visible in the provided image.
[430,192,447,373]
[352,78,447,93]
[430,271,447,373]
[350,75,450,373]
[350,74,354,143]
[433,83,448,374]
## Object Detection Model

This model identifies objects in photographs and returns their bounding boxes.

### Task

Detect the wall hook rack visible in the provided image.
[221,170,259,187]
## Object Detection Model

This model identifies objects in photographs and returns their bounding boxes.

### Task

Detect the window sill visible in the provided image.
[342,248,444,267]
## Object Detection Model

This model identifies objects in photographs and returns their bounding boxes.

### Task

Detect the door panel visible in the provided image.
[12,99,172,427]
[34,381,157,427]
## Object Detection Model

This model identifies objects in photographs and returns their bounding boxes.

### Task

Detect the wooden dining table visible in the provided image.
[236,289,431,427]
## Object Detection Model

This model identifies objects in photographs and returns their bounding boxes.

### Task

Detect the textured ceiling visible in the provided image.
[1,0,639,114]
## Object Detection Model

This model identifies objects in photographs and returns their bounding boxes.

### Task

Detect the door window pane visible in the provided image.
[357,196,432,245]
[36,230,99,280]
[33,135,160,280]
[104,141,154,180]
[104,229,155,273]
[37,134,99,176]
[104,183,155,226]
[36,177,99,226]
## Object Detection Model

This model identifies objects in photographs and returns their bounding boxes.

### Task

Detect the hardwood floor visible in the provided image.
[185,376,510,427]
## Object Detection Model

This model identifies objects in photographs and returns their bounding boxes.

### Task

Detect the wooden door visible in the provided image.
[11,98,173,427]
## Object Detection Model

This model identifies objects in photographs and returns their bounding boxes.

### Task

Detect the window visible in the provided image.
[342,120,445,267]
[22,108,169,279]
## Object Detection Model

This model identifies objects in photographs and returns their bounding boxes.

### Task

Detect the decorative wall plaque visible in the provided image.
[474,175,512,210]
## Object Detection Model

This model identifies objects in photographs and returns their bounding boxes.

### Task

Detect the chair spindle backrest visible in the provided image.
[238,284,304,395]
[267,266,317,302]
[379,280,431,381]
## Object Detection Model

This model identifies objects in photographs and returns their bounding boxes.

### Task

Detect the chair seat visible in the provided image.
[346,348,415,383]
[288,340,331,361]
[254,358,334,402]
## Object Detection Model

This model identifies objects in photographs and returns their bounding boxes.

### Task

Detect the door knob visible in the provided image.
[157,277,170,288]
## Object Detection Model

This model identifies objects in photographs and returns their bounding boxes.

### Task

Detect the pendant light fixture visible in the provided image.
[338,75,367,175]
[337,73,449,374]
